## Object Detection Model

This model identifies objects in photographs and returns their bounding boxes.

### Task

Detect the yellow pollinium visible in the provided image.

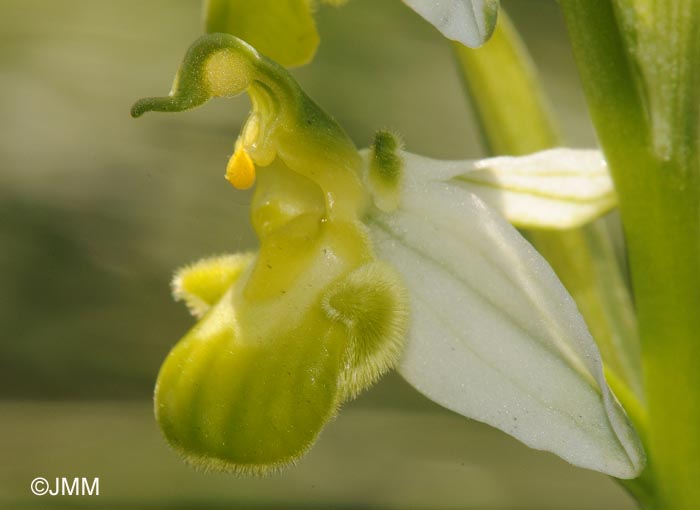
[225,146,256,190]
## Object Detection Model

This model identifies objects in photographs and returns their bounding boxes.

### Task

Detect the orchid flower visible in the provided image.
[132,33,644,478]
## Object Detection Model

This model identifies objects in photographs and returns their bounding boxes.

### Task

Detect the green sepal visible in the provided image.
[204,0,319,68]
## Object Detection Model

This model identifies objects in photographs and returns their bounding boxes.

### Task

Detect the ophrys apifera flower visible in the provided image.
[133,33,643,478]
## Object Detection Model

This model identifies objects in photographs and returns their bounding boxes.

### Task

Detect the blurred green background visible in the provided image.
[0,0,631,508]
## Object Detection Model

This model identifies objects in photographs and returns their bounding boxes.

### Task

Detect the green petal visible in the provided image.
[365,130,405,213]
[204,0,319,68]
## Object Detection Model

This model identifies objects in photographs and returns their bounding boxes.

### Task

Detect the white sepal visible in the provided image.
[401,0,499,48]
[403,148,616,229]
[364,150,644,478]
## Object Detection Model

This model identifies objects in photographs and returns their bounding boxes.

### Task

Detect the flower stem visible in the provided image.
[557,1,700,508]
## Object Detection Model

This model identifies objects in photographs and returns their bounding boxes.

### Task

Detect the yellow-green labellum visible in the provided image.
[155,287,346,474]
[156,251,408,473]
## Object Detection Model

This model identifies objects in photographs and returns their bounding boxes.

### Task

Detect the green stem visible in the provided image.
[451,9,645,421]
[557,1,700,508]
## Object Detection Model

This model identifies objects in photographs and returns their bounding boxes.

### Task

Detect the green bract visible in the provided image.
[134,33,644,479]
[203,0,349,68]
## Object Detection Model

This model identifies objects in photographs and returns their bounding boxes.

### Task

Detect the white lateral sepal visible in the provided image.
[401,148,616,229]
[465,148,615,228]
[401,0,499,48]
[364,149,644,478]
